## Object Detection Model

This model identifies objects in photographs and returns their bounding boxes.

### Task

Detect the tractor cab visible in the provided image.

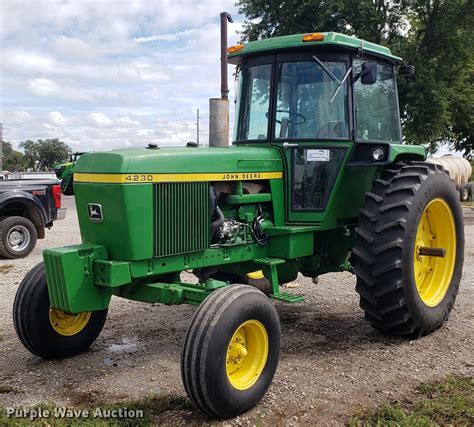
[229,32,409,223]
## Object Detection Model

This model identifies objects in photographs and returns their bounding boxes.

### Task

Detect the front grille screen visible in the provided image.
[155,182,210,257]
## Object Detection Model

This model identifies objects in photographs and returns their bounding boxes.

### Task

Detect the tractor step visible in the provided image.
[271,292,305,303]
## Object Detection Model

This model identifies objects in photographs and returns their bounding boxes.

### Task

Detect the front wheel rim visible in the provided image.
[246,270,265,280]
[226,320,269,390]
[49,308,92,336]
[7,225,30,251]
[413,198,456,307]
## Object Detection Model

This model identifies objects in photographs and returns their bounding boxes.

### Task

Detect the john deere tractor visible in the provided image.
[53,152,86,195]
[13,18,464,419]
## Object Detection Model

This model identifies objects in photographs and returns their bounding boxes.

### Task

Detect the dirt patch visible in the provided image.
[0,196,473,425]
[0,265,14,274]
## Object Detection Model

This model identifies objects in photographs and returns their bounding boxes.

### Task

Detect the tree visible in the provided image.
[237,0,473,157]
[1,141,25,171]
[395,0,474,158]
[19,139,70,171]
[237,0,408,43]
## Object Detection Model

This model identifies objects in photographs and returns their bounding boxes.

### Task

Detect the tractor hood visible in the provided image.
[74,146,283,183]
[72,145,284,262]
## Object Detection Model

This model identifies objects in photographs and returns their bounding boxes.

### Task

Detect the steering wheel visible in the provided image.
[275,109,307,126]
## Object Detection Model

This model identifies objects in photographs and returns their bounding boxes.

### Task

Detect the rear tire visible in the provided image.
[0,216,37,259]
[181,285,280,418]
[13,263,108,359]
[353,162,464,338]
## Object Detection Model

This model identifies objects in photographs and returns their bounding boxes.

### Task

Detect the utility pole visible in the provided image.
[0,123,3,171]
[196,109,200,146]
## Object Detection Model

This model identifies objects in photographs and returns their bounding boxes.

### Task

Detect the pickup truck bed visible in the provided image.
[0,179,66,258]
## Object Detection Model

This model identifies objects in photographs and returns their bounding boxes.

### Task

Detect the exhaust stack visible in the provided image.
[209,12,233,148]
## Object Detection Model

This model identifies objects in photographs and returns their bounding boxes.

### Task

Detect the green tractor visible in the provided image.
[13,16,464,419]
[53,152,86,195]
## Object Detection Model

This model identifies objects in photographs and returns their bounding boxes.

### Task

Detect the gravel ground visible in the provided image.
[0,196,473,425]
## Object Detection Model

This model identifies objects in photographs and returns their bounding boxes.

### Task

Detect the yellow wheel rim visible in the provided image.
[246,270,265,280]
[414,198,456,307]
[49,308,92,336]
[226,320,269,390]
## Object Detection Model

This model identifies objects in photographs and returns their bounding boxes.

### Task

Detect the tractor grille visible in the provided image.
[155,182,211,257]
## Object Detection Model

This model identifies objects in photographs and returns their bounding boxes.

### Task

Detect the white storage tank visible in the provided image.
[427,155,473,201]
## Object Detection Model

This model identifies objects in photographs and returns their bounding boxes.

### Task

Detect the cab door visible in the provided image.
[271,52,353,223]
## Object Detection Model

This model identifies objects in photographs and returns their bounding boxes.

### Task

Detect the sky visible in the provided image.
[0,0,244,151]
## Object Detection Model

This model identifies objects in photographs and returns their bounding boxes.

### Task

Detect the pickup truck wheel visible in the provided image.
[0,216,37,259]
[182,285,280,418]
[353,162,464,338]
[13,263,108,359]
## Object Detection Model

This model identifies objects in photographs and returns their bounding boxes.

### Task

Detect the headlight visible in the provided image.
[372,147,385,161]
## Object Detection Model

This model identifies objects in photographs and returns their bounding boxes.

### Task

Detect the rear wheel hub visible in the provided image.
[414,198,456,307]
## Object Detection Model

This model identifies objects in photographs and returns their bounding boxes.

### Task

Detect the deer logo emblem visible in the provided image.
[88,204,103,222]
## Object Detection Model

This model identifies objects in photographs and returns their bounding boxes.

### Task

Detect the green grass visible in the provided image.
[0,394,194,426]
[351,376,474,426]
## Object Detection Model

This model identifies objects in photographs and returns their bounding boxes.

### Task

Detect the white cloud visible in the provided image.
[49,111,68,126]
[2,0,241,150]
[88,113,113,126]
[117,116,140,126]
[134,28,198,43]
[52,36,99,60]
[29,78,95,101]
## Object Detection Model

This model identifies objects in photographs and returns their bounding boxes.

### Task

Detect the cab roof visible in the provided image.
[228,32,402,64]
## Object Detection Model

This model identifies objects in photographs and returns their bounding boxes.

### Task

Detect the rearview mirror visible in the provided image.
[398,64,415,77]
[361,62,377,85]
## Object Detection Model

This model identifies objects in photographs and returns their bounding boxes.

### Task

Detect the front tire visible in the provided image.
[353,162,464,337]
[0,216,37,259]
[181,285,280,418]
[13,263,108,359]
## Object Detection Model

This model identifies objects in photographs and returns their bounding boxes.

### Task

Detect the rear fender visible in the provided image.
[0,192,47,237]
[388,143,426,163]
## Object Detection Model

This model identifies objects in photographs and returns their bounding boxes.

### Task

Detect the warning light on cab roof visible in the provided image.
[302,33,325,42]
[227,44,244,54]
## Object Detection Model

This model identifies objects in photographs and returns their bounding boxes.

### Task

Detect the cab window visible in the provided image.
[354,60,401,142]
[275,61,349,140]
[234,64,272,141]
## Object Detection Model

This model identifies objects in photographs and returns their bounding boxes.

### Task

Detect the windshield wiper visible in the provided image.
[312,54,352,103]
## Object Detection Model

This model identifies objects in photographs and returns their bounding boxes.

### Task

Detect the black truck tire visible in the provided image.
[0,216,38,259]
[13,263,108,359]
[181,285,280,418]
[353,162,464,338]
